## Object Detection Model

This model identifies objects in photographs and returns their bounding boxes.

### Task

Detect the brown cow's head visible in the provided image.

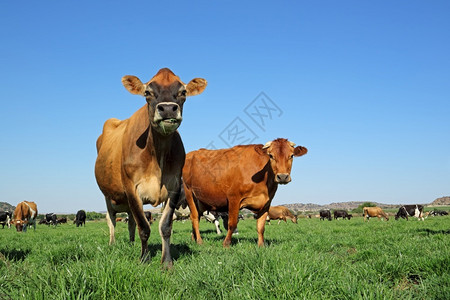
[262,138,307,184]
[13,219,27,232]
[122,68,207,136]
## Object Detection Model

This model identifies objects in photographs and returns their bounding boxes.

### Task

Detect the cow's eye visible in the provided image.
[290,155,294,159]
[178,90,187,97]
[268,154,274,159]
[145,91,155,98]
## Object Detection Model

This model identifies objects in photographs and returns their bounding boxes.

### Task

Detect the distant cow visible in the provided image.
[363,207,389,221]
[319,210,332,221]
[395,205,424,221]
[0,211,12,229]
[46,213,58,226]
[39,219,48,225]
[427,210,448,217]
[75,210,86,227]
[144,211,154,225]
[202,210,240,235]
[183,138,308,247]
[12,201,38,232]
[266,206,297,224]
[333,210,352,220]
[57,217,67,224]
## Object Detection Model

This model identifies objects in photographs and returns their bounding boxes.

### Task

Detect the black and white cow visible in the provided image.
[427,210,448,217]
[0,211,12,229]
[320,210,332,221]
[45,213,58,226]
[395,205,424,221]
[203,211,240,235]
[74,210,86,227]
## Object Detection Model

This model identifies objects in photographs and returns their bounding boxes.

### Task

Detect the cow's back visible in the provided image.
[95,117,128,201]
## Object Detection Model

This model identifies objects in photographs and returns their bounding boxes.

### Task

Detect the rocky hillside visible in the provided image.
[283,202,406,213]
[430,196,450,206]
[0,202,15,212]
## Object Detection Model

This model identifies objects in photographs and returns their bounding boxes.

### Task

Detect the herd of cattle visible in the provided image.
[2,68,448,268]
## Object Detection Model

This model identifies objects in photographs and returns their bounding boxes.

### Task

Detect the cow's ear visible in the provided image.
[122,75,145,95]
[254,145,268,156]
[293,146,307,157]
[186,78,207,96]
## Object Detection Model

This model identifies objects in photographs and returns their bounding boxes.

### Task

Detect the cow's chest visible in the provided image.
[136,176,169,207]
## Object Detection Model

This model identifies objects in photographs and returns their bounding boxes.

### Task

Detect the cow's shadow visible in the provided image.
[417,228,450,235]
[208,235,278,246]
[147,243,194,261]
[0,248,31,261]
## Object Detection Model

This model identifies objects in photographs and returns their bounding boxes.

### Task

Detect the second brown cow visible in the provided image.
[267,205,297,224]
[183,138,307,247]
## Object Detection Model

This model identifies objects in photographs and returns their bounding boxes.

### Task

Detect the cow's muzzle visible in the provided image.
[154,102,182,134]
[276,173,291,184]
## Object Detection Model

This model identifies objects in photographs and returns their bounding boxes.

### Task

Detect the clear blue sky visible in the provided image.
[1,1,449,213]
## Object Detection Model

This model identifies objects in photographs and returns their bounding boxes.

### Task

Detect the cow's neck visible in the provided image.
[148,126,174,171]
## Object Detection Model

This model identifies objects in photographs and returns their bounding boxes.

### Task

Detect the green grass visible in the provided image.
[1,216,449,299]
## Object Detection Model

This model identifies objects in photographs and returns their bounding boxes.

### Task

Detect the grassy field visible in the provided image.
[0,215,449,299]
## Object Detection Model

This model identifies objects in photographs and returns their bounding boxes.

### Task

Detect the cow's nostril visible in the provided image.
[172,105,178,112]
[158,105,165,112]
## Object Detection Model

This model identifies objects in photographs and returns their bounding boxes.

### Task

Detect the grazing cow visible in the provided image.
[363,207,389,221]
[0,211,12,229]
[57,217,67,224]
[266,206,297,224]
[75,210,86,227]
[183,138,307,247]
[427,210,448,217]
[45,213,58,226]
[144,211,154,225]
[333,210,352,220]
[95,68,207,266]
[39,219,48,225]
[12,201,38,232]
[395,205,424,221]
[319,210,332,221]
[202,210,240,235]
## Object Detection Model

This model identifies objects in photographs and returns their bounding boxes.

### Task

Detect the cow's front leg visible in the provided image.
[256,211,269,247]
[125,190,150,262]
[223,200,240,247]
[159,189,180,269]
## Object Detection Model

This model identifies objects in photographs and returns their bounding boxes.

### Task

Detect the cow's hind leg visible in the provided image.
[223,200,240,247]
[127,212,136,242]
[105,198,117,245]
[184,182,203,244]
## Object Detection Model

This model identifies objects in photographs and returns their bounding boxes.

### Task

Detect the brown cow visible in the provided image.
[94,68,207,266]
[266,205,297,224]
[183,138,307,247]
[12,201,38,232]
[363,207,389,221]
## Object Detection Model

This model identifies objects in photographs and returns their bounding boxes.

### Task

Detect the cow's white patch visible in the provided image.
[414,207,420,218]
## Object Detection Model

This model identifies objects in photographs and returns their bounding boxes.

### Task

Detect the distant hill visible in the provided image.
[280,201,399,213]
[430,196,450,206]
[0,202,15,212]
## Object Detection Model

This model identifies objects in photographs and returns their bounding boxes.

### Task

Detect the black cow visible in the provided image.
[39,219,48,225]
[320,210,332,221]
[144,211,154,225]
[0,211,12,229]
[46,213,58,226]
[333,210,352,220]
[57,217,67,224]
[395,205,424,221]
[75,210,86,227]
[428,210,448,217]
